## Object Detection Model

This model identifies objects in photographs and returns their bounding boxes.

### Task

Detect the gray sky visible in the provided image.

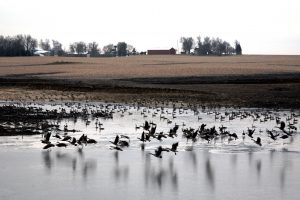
[0,0,299,54]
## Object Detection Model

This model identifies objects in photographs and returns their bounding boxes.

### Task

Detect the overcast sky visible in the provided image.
[0,0,299,54]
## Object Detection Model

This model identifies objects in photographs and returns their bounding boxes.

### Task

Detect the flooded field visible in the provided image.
[0,101,299,200]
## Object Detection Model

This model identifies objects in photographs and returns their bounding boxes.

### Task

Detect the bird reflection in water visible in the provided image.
[280,164,287,190]
[185,151,197,172]
[256,159,262,180]
[113,151,129,182]
[248,151,253,165]
[82,159,97,181]
[42,151,53,173]
[190,151,198,172]
[230,154,237,169]
[41,150,97,181]
[169,158,178,191]
[205,157,215,191]
[144,153,151,187]
[280,154,293,191]
[143,155,179,192]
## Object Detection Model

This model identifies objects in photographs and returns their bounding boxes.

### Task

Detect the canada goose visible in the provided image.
[149,146,163,158]
[288,124,297,130]
[280,121,286,131]
[56,142,68,148]
[64,124,68,132]
[87,138,97,144]
[228,133,238,140]
[43,143,55,149]
[118,140,129,147]
[145,133,151,142]
[138,132,146,142]
[118,135,130,147]
[242,131,246,142]
[110,135,119,146]
[144,121,150,131]
[219,125,227,133]
[61,135,71,142]
[267,129,279,140]
[280,134,289,139]
[149,125,157,136]
[53,133,61,139]
[135,124,141,130]
[41,132,51,144]
[167,142,179,155]
[247,128,255,138]
[156,132,167,141]
[201,134,211,143]
[78,134,88,145]
[252,137,262,146]
[110,146,123,151]
[70,137,77,146]
[200,124,206,132]
[120,135,130,140]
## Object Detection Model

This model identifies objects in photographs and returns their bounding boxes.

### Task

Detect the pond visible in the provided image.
[0,101,299,200]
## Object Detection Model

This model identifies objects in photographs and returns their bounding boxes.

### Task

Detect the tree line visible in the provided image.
[0,34,136,57]
[0,35,37,56]
[0,34,242,57]
[0,34,66,56]
[181,36,242,55]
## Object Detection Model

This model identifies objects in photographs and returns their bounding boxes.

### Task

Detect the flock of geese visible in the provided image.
[38,102,300,158]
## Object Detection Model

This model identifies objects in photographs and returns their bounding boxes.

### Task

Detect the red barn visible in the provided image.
[147,48,176,55]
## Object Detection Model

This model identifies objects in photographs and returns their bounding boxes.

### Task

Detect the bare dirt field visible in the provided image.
[0,55,300,108]
[1,55,300,78]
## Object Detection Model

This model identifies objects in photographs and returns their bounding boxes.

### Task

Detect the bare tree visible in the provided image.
[75,42,87,54]
[24,35,37,56]
[52,40,64,56]
[88,42,100,57]
[39,39,51,51]
[117,42,127,56]
[235,40,242,55]
[103,44,115,56]
[0,34,26,56]
[202,37,212,55]
[180,37,194,54]
[69,43,76,53]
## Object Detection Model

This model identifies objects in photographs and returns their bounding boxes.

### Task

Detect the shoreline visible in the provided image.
[0,76,299,108]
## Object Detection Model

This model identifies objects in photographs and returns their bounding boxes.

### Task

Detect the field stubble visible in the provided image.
[0,55,300,108]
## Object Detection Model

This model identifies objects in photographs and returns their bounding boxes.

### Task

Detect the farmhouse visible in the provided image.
[147,48,176,55]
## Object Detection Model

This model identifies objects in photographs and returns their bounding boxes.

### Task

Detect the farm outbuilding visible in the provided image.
[147,48,176,55]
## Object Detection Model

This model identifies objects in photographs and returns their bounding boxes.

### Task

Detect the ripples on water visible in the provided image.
[0,101,299,200]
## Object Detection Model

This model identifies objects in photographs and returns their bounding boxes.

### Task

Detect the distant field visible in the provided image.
[0,55,300,108]
[0,55,300,79]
